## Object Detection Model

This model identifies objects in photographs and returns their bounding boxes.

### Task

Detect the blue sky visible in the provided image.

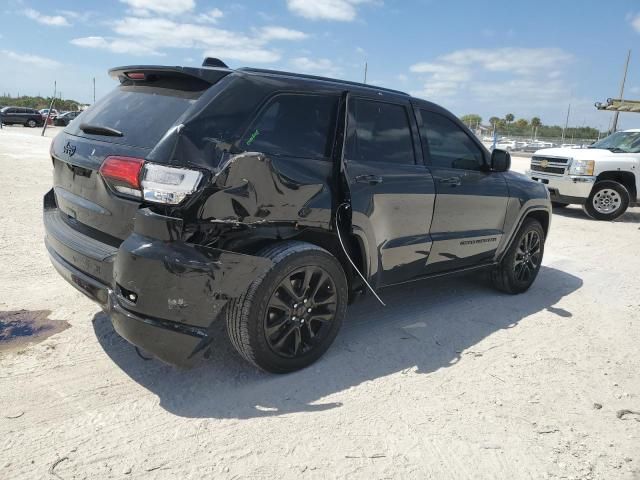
[1,0,639,130]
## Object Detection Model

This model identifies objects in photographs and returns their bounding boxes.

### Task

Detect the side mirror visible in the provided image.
[491,148,511,172]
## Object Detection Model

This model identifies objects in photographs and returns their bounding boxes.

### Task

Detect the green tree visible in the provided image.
[531,117,542,139]
[504,113,514,136]
[515,118,528,129]
[460,114,482,128]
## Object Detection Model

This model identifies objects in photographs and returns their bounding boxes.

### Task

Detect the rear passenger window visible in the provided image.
[346,98,415,165]
[243,94,338,159]
[420,110,484,170]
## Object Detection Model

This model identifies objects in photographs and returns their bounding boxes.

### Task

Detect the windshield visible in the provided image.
[590,131,640,153]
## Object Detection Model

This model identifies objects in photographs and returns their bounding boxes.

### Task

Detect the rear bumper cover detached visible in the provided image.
[43,188,273,366]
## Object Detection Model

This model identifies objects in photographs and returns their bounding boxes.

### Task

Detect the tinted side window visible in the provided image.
[420,110,484,170]
[243,94,338,159]
[346,98,415,165]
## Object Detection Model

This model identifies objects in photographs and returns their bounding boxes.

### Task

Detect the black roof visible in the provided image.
[237,67,409,97]
[108,62,409,98]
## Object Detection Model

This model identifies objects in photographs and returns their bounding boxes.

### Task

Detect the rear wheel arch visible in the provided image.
[241,229,367,302]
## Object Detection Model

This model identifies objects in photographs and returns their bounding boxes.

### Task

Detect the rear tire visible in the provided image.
[583,181,629,221]
[226,241,348,373]
[492,218,545,294]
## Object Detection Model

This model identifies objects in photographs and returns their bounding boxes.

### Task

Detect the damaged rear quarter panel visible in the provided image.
[199,152,334,229]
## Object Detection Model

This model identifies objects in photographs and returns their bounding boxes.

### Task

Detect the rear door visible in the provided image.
[342,95,436,287]
[51,74,211,240]
[417,108,508,272]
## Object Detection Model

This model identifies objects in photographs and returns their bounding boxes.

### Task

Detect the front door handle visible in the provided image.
[355,174,383,185]
[439,176,462,186]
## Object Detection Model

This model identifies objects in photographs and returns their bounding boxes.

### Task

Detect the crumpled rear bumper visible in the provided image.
[44,188,273,366]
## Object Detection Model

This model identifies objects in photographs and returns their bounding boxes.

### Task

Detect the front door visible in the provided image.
[342,95,436,287]
[417,108,509,273]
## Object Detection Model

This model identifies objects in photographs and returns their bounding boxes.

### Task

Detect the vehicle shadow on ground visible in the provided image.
[552,205,640,223]
[93,266,582,419]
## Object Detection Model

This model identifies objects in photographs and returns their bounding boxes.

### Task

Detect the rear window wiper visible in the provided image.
[79,123,124,137]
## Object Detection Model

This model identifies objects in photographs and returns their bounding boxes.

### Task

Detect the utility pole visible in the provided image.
[41,80,56,137]
[363,62,368,84]
[561,103,571,143]
[611,49,631,133]
[93,77,96,103]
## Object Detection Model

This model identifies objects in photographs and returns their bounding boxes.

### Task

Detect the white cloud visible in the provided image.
[259,26,308,41]
[286,0,374,21]
[195,8,223,24]
[70,36,160,56]
[409,47,573,102]
[71,16,308,63]
[23,8,70,26]
[290,57,342,76]
[439,48,572,76]
[630,13,640,32]
[1,49,61,68]
[119,0,195,15]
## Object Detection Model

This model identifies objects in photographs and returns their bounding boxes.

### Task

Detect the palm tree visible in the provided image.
[489,116,500,137]
[531,117,541,140]
[505,113,514,136]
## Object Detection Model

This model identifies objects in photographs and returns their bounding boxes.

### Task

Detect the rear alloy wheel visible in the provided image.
[492,218,545,294]
[226,241,347,373]
[264,266,338,358]
[584,181,630,221]
[26,119,37,128]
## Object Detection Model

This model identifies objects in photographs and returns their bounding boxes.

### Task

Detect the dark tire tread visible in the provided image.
[226,241,345,372]
[492,218,545,295]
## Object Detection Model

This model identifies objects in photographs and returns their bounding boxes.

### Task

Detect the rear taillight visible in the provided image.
[141,163,203,205]
[99,156,144,198]
[99,156,202,205]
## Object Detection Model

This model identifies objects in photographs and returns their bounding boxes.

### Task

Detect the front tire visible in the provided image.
[583,181,629,221]
[26,119,37,128]
[226,241,348,373]
[492,218,545,294]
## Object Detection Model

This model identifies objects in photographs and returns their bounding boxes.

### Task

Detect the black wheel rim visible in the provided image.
[264,266,337,358]
[514,230,541,282]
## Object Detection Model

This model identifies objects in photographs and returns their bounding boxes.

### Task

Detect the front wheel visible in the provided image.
[583,181,629,221]
[226,241,348,373]
[492,218,545,294]
[26,119,37,128]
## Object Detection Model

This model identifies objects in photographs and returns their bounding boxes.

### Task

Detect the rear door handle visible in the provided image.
[439,176,462,186]
[355,174,383,185]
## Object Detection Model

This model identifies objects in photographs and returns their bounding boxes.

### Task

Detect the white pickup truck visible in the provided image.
[526,129,640,220]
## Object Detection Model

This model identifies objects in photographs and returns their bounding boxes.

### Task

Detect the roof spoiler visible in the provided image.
[202,57,228,68]
[108,65,232,85]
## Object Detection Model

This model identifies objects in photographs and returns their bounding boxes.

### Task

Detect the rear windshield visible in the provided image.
[66,81,206,149]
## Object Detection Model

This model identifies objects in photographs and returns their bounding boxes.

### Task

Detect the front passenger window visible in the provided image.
[420,110,484,170]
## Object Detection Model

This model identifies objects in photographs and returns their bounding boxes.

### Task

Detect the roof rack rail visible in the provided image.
[237,67,409,96]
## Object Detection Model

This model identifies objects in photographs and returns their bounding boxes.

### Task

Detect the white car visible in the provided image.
[526,129,640,220]
[495,139,526,151]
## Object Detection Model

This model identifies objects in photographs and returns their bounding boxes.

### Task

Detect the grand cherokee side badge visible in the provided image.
[63,141,76,157]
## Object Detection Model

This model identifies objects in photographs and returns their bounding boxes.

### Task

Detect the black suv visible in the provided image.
[44,60,551,373]
[1,106,44,127]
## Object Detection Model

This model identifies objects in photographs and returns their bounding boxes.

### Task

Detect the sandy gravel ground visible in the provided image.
[1,125,639,480]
